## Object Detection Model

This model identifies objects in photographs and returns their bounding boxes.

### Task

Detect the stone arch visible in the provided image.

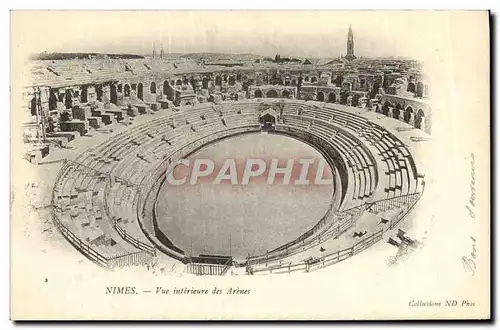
[416,82,424,97]
[415,109,425,129]
[215,75,222,86]
[282,90,291,98]
[407,82,416,93]
[110,84,118,105]
[404,106,414,123]
[137,83,144,101]
[163,81,174,101]
[382,101,391,116]
[202,77,209,89]
[340,92,349,105]
[150,81,156,94]
[317,91,325,102]
[328,92,336,103]
[124,84,131,97]
[65,89,73,109]
[254,90,263,98]
[351,94,361,107]
[30,96,37,116]
[311,76,318,83]
[393,103,402,119]
[266,90,278,98]
[176,79,182,86]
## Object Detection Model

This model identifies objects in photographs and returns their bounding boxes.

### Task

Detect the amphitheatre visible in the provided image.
[18,27,433,276]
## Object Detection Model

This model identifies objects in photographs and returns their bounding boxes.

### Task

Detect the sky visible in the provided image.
[11,11,455,60]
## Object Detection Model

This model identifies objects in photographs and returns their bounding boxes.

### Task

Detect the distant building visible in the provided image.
[344,25,357,61]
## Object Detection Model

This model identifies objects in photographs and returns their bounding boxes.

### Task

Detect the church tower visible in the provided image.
[345,25,357,61]
[152,42,157,59]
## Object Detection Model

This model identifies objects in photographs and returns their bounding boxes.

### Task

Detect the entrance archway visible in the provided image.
[215,76,222,86]
[176,79,182,86]
[282,90,290,98]
[266,90,278,98]
[311,76,317,83]
[328,93,336,103]
[317,92,325,102]
[259,112,277,130]
[254,90,263,98]
[150,81,156,94]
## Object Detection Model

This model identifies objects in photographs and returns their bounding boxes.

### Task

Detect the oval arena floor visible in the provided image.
[155,133,334,259]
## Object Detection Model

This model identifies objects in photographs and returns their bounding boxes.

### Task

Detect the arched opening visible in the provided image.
[124,84,131,97]
[369,81,380,99]
[259,113,276,130]
[254,90,263,98]
[81,86,88,103]
[266,90,278,98]
[291,79,297,86]
[228,76,236,86]
[328,93,336,103]
[304,76,310,82]
[215,76,222,86]
[415,109,425,129]
[333,75,344,87]
[65,89,73,109]
[137,83,144,101]
[150,81,156,94]
[110,84,118,105]
[176,79,182,86]
[407,82,416,93]
[351,94,360,107]
[202,77,209,89]
[282,90,290,98]
[404,106,413,123]
[382,101,391,116]
[30,96,37,116]
[223,74,228,83]
[311,76,317,83]
[316,92,325,102]
[117,84,123,93]
[393,103,402,119]
[163,81,175,101]
[233,93,239,101]
[48,90,57,110]
[340,92,349,105]
[416,82,424,97]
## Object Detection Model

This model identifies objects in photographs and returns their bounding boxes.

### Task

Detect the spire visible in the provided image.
[345,25,356,61]
[152,41,157,59]
[160,42,165,60]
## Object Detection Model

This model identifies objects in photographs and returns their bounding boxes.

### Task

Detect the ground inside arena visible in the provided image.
[155,133,334,259]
